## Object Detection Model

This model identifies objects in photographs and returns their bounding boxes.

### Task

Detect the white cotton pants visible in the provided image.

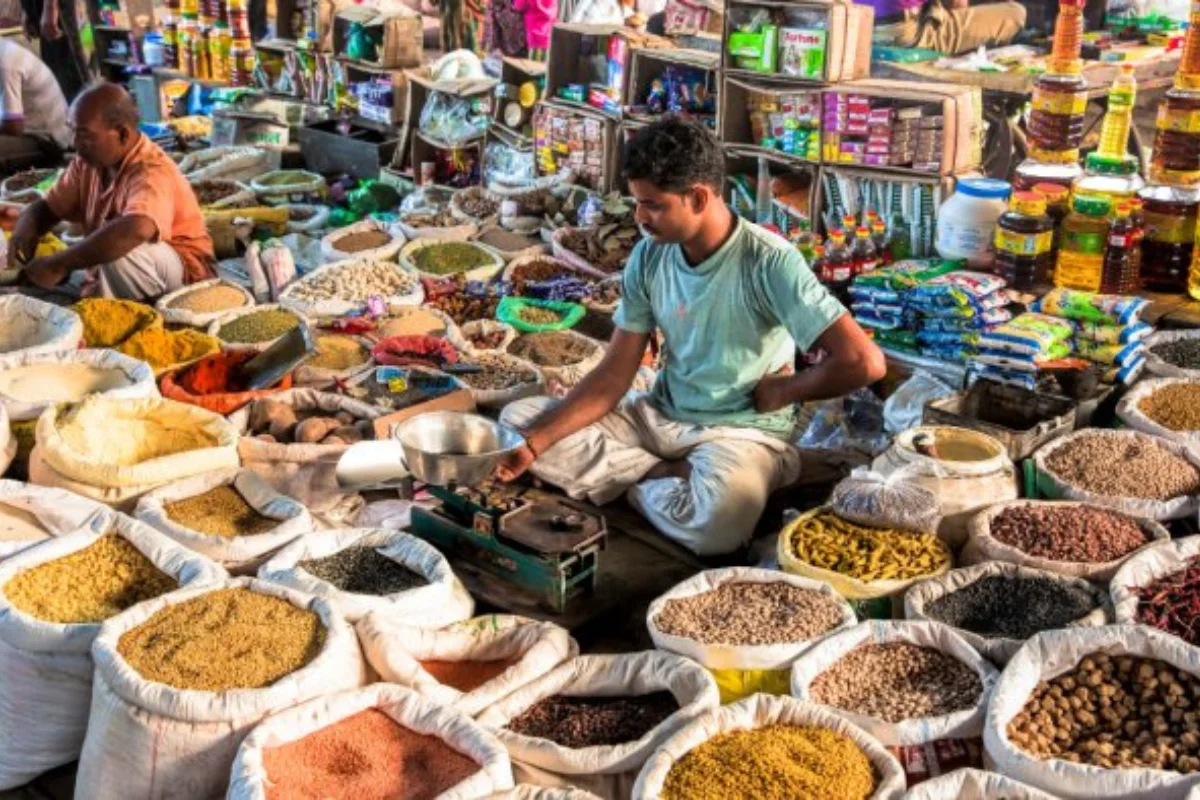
[94,241,185,301]
[500,392,801,556]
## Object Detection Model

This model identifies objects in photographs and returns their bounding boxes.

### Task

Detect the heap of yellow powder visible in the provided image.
[74,298,160,348]
[118,328,220,372]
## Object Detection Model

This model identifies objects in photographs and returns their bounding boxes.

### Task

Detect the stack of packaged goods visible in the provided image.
[904,271,1014,363]
[1030,288,1150,385]
[970,313,1076,390]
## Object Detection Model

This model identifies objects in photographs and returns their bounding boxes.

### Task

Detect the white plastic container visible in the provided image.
[935,177,1011,267]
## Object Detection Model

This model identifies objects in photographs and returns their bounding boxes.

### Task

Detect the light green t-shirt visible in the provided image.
[613,218,846,436]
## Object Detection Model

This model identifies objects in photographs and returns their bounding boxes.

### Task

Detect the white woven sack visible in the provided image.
[207,304,309,353]
[0,402,15,477]
[248,170,325,205]
[646,566,857,671]
[282,204,331,233]
[1032,429,1200,520]
[180,146,270,183]
[373,304,472,353]
[501,253,591,286]
[357,614,575,717]
[476,652,719,797]
[228,683,515,799]
[507,330,604,389]
[1111,534,1200,630]
[395,215,479,242]
[790,619,998,747]
[1117,377,1200,447]
[462,353,546,409]
[77,577,366,800]
[0,295,82,358]
[632,693,906,800]
[26,448,167,512]
[156,279,255,328]
[293,335,375,389]
[984,625,1200,800]
[398,238,505,283]
[962,499,1171,584]
[0,348,158,422]
[1144,330,1200,379]
[228,389,382,520]
[0,514,225,790]
[259,527,473,624]
[462,319,519,355]
[320,220,406,265]
[279,257,425,317]
[549,228,617,280]
[189,179,255,210]
[904,562,1111,666]
[488,788,601,800]
[0,479,112,561]
[135,467,313,575]
[903,768,1059,800]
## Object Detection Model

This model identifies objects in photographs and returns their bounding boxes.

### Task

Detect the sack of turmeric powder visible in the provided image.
[117,326,222,376]
[160,350,294,415]
[73,298,161,348]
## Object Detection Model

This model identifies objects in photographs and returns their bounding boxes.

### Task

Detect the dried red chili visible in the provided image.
[1133,555,1200,645]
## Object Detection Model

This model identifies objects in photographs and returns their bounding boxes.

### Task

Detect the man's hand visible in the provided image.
[7,221,38,269]
[494,443,536,483]
[753,372,795,414]
[21,256,70,289]
[40,5,61,40]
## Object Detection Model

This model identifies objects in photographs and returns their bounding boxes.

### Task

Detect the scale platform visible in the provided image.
[410,482,607,614]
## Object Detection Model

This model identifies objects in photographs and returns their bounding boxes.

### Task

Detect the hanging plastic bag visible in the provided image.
[882,370,955,434]
[830,468,942,534]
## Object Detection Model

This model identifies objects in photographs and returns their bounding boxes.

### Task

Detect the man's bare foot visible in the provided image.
[645,459,692,481]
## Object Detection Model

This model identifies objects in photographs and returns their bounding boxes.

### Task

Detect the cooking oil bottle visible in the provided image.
[1074,65,1144,204]
[1150,0,1200,185]
[1138,184,1200,291]
[1055,195,1112,292]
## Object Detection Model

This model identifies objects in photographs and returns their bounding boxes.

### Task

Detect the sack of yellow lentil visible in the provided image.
[1117,378,1200,449]
[320,220,407,265]
[631,693,906,800]
[259,527,473,624]
[983,625,1200,800]
[0,479,112,561]
[156,278,255,329]
[228,389,382,520]
[903,767,1059,800]
[0,348,158,423]
[208,303,309,353]
[28,395,240,511]
[0,295,83,358]
[77,577,366,800]
[135,467,313,575]
[228,682,515,800]
[962,499,1170,585]
[645,567,857,705]
[293,333,375,389]
[357,614,576,717]
[790,619,999,787]
[777,506,953,619]
[0,514,225,790]
[475,651,720,798]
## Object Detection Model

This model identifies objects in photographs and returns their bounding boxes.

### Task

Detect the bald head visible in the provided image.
[69,82,140,169]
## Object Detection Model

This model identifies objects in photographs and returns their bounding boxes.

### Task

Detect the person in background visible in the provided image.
[20,0,89,100]
[9,82,215,301]
[495,117,886,558]
[869,0,1027,55]
[0,36,70,172]
[514,0,555,59]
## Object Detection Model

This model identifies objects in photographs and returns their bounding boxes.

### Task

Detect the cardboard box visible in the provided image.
[391,71,498,172]
[211,110,292,152]
[719,74,821,163]
[723,0,873,84]
[493,57,547,142]
[484,123,536,188]
[533,99,619,192]
[625,47,719,123]
[333,6,423,69]
[411,129,485,187]
[725,145,819,232]
[664,0,724,37]
[822,79,982,176]
[816,164,955,239]
[342,59,410,125]
[544,24,675,118]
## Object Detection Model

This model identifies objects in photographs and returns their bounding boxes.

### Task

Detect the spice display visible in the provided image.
[587,279,621,307]
[654,581,844,645]
[0,362,132,403]
[990,504,1150,562]
[3,167,54,193]
[1044,433,1200,500]
[458,355,539,391]
[429,293,501,325]
[925,575,1102,639]
[246,399,371,446]
[412,242,494,276]
[784,511,950,582]
[1137,383,1200,430]
[419,657,520,691]
[518,306,563,326]
[299,546,430,595]
[661,725,878,800]
[476,228,538,253]
[557,225,639,274]
[1008,653,1200,771]
[192,180,243,206]
[400,210,459,229]
[467,328,509,350]
[1151,338,1200,371]
[118,327,220,371]
[331,230,393,253]
[810,642,983,722]
[0,503,51,543]
[508,332,597,367]
[377,309,451,338]
[506,692,679,748]
[1133,556,1200,645]
[117,587,326,691]
[167,284,248,314]
[509,258,572,292]
[289,207,316,221]
[262,708,481,800]
[456,188,500,219]
[307,335,370,371]
[163,485,278,538]
[4,535,177,624]
[218,309,302,344]
[75,297,159,347]
[288,262,419,306]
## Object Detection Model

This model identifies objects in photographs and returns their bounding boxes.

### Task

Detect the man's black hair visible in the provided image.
[622,116,725,194]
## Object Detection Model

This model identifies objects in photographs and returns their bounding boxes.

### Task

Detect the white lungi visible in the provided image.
[500,392,801,556]
[94,241,184,301]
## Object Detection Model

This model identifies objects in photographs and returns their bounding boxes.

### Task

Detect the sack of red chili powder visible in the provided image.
[160,350,294,415]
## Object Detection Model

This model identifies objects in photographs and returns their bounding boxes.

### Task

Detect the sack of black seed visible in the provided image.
[904,562,1110,666]
[258,527,474,625]
[1145,330,1200,380]
[830,468,942,535]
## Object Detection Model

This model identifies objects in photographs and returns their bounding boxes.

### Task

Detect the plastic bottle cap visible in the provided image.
[856,226,870,237]
[814,245,825,255]
[1012,191,1048,216]
[1073,195,1112,216]
[1085,152,1139,175]
[1115,202,1133,217]
[1032,182,1070,202]
[871,220,886,231]
[956,178,1012,200]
